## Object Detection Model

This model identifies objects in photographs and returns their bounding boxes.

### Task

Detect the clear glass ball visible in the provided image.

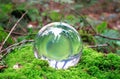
[34,22,82,69]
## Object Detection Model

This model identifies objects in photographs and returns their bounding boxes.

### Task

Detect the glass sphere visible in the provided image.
[34,22,82,69]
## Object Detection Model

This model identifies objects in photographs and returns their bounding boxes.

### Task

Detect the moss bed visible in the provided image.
[0,44,120,79]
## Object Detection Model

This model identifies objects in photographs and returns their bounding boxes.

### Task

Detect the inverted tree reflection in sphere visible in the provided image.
[34,22,82,69]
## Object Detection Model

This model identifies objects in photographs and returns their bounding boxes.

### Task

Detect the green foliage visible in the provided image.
[17,28,37,42]
[65,14,76,20]
[27,8,41,21]
[65,15,85,29]
[96,22,107,33]
[84,17,120,53]
[0,26,14,46]
[15,3,26,10]
[49,11,62,21]
[13,2,41,22]
[0,3,13,21]
[95,29,120,53]
[0,2,41,42]
[0,44,120,79]
[79,30,95,45]
[74,0,98,10]
[0,1,41,27]
[65,14,78,25]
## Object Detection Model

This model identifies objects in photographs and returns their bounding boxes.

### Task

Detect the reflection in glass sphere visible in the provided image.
[34,22,82,69]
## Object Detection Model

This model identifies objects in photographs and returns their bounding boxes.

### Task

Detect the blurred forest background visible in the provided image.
[0,0,120,59]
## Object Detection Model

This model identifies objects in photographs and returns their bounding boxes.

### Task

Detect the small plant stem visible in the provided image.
[0,11,27,52]
[88,44,108,48]
[95,34,120,40]
[0,40,34,60]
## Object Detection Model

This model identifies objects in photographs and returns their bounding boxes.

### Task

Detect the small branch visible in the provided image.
[0,29,26,36]
[95,34,120,40]
[88,44,108,48]
[0,40,34,60]
[0,11,27,52]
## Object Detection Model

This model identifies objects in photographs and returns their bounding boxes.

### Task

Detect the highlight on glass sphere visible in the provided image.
[34,22,82,69]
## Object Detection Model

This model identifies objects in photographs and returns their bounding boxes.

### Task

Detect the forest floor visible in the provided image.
[0,0,120,76]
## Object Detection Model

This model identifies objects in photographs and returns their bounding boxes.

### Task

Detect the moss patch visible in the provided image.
[0,44,120,79]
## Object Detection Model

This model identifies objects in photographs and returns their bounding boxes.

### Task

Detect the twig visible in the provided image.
[0,40,34,60]
[18,23,27,33]
[0,11,28,52]
[88,44,108,48]
[95,34,120,40]
[0,65,7,70]
[0,29,26,36]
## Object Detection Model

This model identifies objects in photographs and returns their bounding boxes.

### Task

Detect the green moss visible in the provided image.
[0,26,14,47]
[0,44,120,79]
